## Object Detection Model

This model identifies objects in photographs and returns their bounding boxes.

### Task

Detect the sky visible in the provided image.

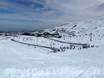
[0,0,104,32]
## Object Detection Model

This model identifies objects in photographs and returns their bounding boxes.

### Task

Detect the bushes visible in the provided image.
[34,32,62,38]
[22,33,35,36]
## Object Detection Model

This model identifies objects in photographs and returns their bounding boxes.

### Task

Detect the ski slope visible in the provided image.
[0,37,104,78]
[0,16,104,78]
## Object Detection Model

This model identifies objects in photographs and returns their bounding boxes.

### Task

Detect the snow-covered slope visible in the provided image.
[45,16,104,45]
[0,37,104,78]
[0,15,104,78]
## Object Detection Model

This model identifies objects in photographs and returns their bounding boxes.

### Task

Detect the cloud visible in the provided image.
[1,0,104,19]
[0,0,104,31]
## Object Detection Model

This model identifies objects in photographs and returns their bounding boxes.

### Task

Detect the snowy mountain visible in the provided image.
[0,15,104,78]
[45,15,104,45]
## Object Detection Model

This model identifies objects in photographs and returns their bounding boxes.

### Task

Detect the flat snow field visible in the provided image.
[0,38,104,78]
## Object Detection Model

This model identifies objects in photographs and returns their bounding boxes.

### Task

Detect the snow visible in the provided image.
[0,16,104,78]
[0,37,104,78]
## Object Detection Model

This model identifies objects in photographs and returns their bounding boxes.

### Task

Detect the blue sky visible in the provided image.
[0,0,104,31]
